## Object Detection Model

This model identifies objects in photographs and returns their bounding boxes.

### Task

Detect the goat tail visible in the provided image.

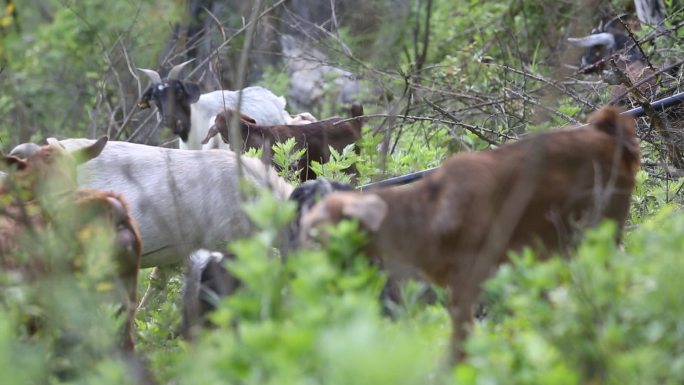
[589,106,640,165]
[350,103,364,120]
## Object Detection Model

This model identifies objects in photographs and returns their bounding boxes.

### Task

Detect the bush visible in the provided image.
[148,189,449,384]
[456,211,684,385]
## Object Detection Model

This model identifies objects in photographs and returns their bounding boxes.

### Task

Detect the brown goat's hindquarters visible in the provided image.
[300,106,639,359]
[2,138,142,352]
[74,189,142,351]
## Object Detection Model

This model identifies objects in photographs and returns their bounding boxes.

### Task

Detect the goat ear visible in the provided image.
[46,137,65,149]
[201,126,219,145]
[71,136,108,164]
[239,113,257,125]
[3,155,28,170]
[180,81,201,103]
[341,194,388,232]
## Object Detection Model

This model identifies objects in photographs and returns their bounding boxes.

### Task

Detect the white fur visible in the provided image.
[55,138,294,267]
[185,86,290,151]
[284,112,318,125]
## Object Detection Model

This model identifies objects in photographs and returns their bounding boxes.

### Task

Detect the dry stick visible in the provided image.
[418,88,509,123]
[413,0,432,73]
[379,95,410,177]
[334,113,515,139]
[281,6,423,102]
[186,0,286,80]
[610,59,684,170]
[389,75,413,156]
[229,0,263,189]
[126,113,159,142]
[617,16,657,73]
[329,0,341,39]
[63,0,145,141]
[202,5,227,41]
[360,91,684,190]
[115,101,149,141]
[504,87,580,124]
[610,17,673,175]
[425,99,499,146]
[116,44,147,141]
[59,1,137,138]
[392,0,433,156]
[299,20,399,80]
[413,73,580,130]
[388,58,414,155]
[487,62,596,110]
[285,18,500,138]
[413,82,489,103]
[608,58,684,105]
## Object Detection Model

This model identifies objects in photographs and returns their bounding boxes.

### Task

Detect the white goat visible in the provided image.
[138,61,291,150]
[50,138,294,267]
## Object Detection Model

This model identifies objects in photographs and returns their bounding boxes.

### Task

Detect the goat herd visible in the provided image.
[0,19,658,372]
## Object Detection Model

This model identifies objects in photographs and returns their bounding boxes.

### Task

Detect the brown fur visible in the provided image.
[1,138,142,351]
[203,104,364,182]
[299,106,640,359]
[73,189,142,350]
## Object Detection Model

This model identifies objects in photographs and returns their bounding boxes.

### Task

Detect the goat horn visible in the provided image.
[567,33,616,49]
[9,142,41,159]
[167,59,195,80]
[138,68,162,84]
[604,13,629,31]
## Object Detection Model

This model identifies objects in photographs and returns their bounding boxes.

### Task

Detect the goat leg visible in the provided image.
[137,266,173,311]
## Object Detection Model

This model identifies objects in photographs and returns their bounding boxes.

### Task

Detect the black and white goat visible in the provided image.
[568,15,684,168]
[567,15,647,74]
[137,60,291,150]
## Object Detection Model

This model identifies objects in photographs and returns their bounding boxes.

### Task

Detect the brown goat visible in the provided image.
[202,104,364,182]
[299,106,640,359]
[1,137,142,351]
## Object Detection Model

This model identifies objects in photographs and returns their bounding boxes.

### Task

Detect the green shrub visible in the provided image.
[457,211,684,385]
[155,189,449,384]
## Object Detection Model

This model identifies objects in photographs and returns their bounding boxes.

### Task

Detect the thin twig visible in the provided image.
[425,99,500,145]
[186,0,287,79]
